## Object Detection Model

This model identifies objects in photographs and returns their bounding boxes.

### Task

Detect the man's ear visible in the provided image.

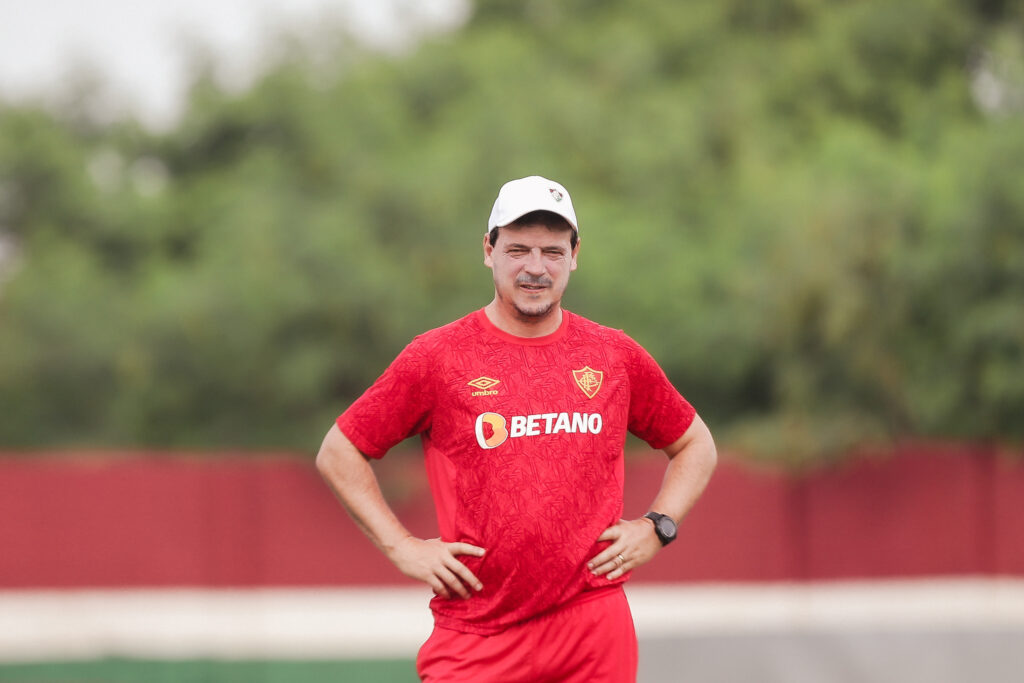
[569,238,580,272]
[483,233,494,268]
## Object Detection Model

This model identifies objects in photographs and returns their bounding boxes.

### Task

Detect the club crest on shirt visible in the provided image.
[572,366,603,399]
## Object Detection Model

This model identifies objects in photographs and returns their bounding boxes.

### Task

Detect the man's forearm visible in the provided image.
[650,414,717,523]
[315,423,487,597]
[587,414,716,579]
[315,424,412,557]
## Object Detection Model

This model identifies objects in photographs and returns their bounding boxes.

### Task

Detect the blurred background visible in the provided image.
[1,0,1022,681]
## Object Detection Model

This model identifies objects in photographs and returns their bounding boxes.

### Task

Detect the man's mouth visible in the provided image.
[517,277,551,292]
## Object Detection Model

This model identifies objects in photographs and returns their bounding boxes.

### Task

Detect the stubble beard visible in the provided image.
[494,280,558,322]
[512,300,555,321]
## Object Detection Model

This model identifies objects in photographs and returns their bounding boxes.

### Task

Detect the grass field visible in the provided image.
[3,582,1023,682]
[0,658,418,683]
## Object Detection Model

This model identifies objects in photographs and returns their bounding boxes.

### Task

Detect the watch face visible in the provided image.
[657,517,677,538]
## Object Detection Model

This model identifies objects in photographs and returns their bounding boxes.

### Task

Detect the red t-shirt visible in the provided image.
[337,309,695,635]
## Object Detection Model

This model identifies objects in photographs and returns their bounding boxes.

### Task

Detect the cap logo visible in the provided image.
[549,188,563,202]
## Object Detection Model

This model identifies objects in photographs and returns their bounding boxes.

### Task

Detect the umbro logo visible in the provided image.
[468,376,500,396]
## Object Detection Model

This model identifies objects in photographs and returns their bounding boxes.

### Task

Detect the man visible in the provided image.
[316,175,717,682]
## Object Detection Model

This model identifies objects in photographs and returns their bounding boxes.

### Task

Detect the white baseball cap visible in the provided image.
[486,175,579,235]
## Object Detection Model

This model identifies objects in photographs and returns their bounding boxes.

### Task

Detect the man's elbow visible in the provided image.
[703,432,719,475]
[315,424,346,476]
[670,414,715,455]
[315,442,332,476]
[690,417,718,473]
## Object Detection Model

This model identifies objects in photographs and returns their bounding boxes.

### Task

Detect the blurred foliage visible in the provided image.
[1,0,1022,464]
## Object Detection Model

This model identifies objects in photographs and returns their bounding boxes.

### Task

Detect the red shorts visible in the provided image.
[416,586,637,683]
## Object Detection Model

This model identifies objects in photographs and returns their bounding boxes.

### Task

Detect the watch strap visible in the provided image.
[643,511,677,546]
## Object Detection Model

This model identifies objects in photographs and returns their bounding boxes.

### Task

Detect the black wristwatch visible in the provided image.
[644,512,678,546]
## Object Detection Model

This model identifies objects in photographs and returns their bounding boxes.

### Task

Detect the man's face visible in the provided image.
[483,223,579,323]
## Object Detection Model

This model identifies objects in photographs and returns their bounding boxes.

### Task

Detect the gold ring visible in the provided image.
[616,554,625,566]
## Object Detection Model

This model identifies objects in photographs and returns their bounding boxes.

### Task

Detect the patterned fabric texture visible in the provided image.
[338,309,694,634]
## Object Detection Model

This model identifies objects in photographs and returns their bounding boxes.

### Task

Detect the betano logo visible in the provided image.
[468,376,501,396]
[474,411,604,449]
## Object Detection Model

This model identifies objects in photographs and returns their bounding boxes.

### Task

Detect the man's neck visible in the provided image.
[483,300,563,338]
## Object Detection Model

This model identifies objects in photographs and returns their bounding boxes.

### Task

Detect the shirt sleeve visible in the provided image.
[336,335,436,458]
[624,335,696,450]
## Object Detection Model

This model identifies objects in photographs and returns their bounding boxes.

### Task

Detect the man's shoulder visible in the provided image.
[565,310,636,346]
[407,310,481,351]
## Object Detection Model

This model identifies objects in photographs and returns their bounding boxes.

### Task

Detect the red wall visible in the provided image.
[1,444,1022,588]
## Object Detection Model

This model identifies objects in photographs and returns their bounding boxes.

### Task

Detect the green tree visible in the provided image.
[1,0,1022,462]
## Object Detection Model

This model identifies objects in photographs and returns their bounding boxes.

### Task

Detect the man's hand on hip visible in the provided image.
[587,518,662,581]
[388,536,486,599]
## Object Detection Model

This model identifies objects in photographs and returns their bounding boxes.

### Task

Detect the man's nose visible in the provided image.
[523,249,545,275]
